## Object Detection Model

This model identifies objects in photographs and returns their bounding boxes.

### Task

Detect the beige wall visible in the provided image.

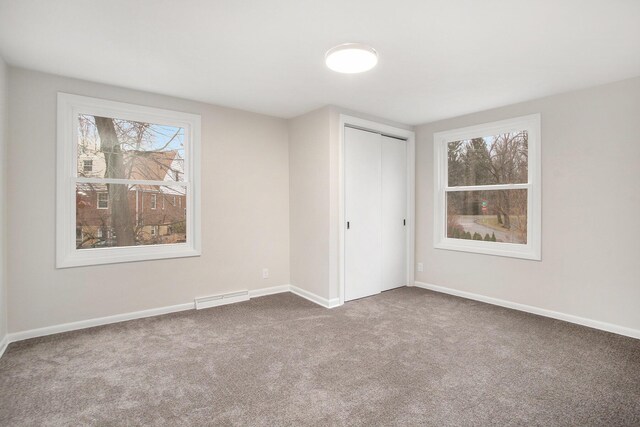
[415,77,640,331]
[289,106,412,301]
[7,68,290,333]
[0,57,7,340]
[288,107,332,299]
[5,66,638,335]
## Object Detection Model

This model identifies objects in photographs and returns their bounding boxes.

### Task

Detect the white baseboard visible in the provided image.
[0,334,8,359]
[290,285,341,309]
[248,285,290,298]
[8,302,195,344]
[413,281,640,340]
[2,283,331,353]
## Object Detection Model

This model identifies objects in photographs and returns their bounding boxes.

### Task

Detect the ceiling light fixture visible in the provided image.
[325,43,378,74]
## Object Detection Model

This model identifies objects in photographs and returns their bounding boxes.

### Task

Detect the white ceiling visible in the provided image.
[1,0,639,125]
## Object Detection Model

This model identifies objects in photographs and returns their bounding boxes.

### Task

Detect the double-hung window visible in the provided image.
[433,114,541,260]
[57,93,201,268]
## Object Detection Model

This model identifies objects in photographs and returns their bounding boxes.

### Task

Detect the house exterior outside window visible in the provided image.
[57,93,201,268]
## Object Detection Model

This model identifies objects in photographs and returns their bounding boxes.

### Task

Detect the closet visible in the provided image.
[344,126,407,301]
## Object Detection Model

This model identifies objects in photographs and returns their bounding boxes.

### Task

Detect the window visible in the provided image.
[57,93,201,268]
[171,196,176,206]
[97,192,109,209]
[433,114,541,260]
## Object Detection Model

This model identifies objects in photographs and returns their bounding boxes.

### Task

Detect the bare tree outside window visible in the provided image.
[76,115,187,249]
[446,131,528,244]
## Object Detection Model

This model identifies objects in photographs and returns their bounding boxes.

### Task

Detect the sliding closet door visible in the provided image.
[344,127,382,301]
[381,136,407,291]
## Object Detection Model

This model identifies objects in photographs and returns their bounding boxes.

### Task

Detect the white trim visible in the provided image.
[290,285,341,308]
[82,159,93,173]
[412,281,640,340]
[1,285,331,351]
[444,183,529,192]
[3,284,292,348]
[78,177,188,187]
[0,335,8,359]
[338,115,415,306]
[433,114,541,260]
[248,285,291,298]
[56,93,202,268]
[8,302,195,343]
[96,191,109,209]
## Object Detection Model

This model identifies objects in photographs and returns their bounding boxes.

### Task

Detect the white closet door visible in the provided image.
[381,136,407,291]
[344,127,382,301]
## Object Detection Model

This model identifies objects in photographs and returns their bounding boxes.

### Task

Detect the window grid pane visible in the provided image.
[447,131,528,187]
[76,183,187,249]
[76,114,185,182]
[446,189,527,244]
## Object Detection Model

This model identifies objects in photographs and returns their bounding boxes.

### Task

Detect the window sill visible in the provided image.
[434,239,541,261]
[56,244,201,268]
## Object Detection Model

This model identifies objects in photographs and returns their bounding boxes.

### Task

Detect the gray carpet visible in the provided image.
[1,287,639,426]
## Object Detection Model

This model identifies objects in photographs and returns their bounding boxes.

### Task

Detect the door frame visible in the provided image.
[338,115,415,305]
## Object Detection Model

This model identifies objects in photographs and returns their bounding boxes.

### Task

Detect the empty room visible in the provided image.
[0,0,639,425]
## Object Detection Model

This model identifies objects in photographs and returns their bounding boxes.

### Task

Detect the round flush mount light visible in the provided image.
[325,43,378,74]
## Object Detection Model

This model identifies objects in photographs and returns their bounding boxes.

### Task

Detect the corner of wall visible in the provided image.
[0,56,9,355]
[287,107,332,301]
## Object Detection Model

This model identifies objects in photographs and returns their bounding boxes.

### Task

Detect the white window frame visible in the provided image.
[57,93,201,268]
[433,114,541,260]
[150,193,157,210]
[83,159,93,172]
[96,192,109,209]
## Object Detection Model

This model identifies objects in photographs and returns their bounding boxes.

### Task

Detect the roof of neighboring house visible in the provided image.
[128,150,181,182]
[77,149,186,199]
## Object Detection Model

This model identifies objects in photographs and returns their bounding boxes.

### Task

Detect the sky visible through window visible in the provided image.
[76,114,188,249]
[446,131,528,244]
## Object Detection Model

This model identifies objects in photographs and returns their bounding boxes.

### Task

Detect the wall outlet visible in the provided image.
[417,262,424,272]
[262,268,269,279]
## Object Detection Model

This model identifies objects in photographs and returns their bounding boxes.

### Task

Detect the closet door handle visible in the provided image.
[347,221,350,230]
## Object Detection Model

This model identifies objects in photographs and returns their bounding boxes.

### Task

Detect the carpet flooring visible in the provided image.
[0,287,639,426]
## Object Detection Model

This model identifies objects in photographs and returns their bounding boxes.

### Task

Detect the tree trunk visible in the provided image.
[94,117,135,247]
[501,192,511,230]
